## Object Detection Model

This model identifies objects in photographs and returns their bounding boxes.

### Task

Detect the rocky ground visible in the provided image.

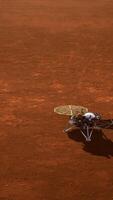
[0,0,113,199]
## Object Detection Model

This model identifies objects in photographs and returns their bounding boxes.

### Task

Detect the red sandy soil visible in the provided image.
[0,0,113,199]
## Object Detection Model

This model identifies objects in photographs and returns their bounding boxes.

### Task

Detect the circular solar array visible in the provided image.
[54,105,88,116]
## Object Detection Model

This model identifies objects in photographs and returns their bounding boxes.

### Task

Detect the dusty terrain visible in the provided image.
[0,0,113,199]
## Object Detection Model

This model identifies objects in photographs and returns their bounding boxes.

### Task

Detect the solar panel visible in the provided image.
[54,105,88,116]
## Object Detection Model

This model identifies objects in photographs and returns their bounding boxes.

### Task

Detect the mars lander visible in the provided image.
[54,105,113,142]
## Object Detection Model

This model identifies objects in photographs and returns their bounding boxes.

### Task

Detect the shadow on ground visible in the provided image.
[67,129,113,158]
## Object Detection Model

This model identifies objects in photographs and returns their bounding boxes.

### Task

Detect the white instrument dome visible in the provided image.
[83,112,95,119]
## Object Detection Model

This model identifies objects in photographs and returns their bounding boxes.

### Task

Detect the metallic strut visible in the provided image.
[80,125,93,142]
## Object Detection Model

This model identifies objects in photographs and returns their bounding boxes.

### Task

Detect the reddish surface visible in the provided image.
[0,0,113,199]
